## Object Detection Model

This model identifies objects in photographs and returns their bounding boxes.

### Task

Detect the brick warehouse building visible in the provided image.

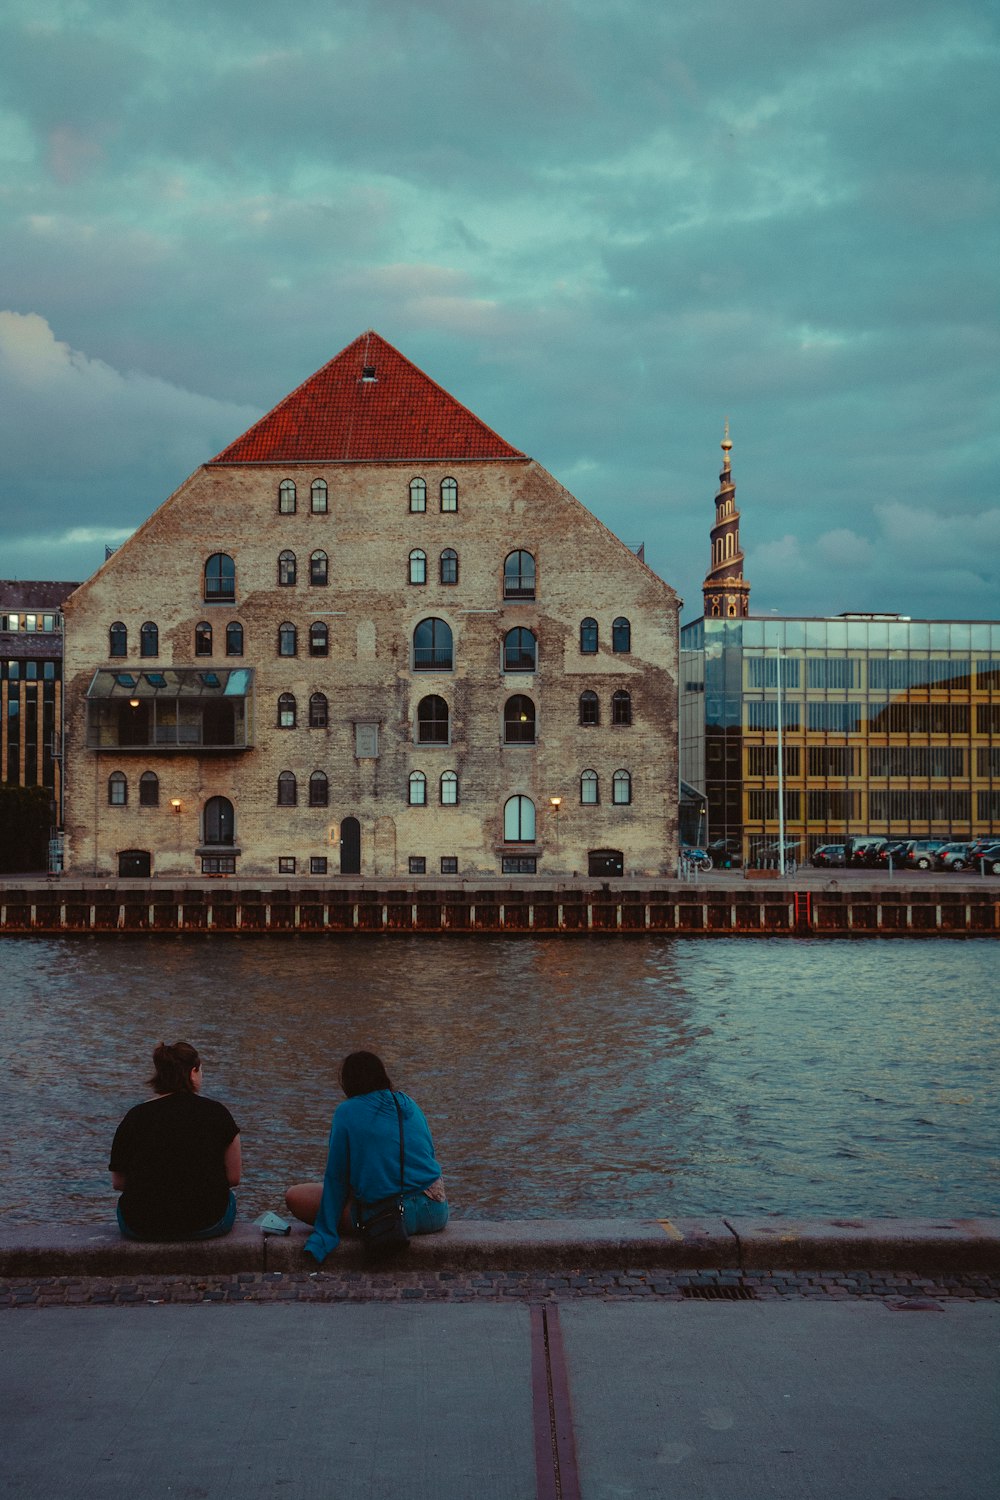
[61,332,680,879]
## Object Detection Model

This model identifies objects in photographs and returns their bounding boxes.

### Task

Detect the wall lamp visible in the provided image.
[170,798,183,814]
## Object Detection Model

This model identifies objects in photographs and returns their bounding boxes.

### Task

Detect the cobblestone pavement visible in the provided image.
[3,1267,999,1308]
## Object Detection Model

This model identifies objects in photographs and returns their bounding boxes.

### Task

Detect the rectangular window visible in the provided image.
[747,745,801,777]
[746,700,801,731]
[355,723,379,757]
[408,856,427,874]
[977,704,1000,734]
[976,658,1000,690]
[745,657,801,688]
[806,746,859,777]
[278,857,296,874]
[977,791,1000,820]
[747,790,801,821]
[806,790,861,821]
[977,747,1000,776]
[869,790,972,822]
[806,657,860,690]
[201,856,236,875]
[806,702,862,733]
[501,855,537,874]
[440,856,458,875]
[310,857,328,875]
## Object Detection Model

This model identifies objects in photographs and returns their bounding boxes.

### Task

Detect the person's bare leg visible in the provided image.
[285,1182,323,1225]
[285,1182,355,1232]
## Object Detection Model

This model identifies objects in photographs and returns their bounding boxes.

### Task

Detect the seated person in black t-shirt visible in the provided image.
[110,1040,241,1241]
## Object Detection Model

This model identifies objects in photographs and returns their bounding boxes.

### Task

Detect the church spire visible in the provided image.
[702,423,751,620]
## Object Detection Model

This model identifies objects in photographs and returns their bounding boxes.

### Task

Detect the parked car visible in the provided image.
[934,842,972,871]
[974,843,1000,876]
[874,840,912,869]
[967,837,1000,865]
[707,837,742,869]
[847,837,885,866]
[810,844,846,867]
[902,838,949,870]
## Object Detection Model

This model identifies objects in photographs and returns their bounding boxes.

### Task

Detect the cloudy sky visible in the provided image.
[1,0,997,622]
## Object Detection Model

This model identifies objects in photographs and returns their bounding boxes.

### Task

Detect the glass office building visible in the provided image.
[680,614,1000,862]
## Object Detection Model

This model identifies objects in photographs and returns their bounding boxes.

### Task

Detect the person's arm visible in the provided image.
[305,1113,351,1264]
[224,1133,242,1187]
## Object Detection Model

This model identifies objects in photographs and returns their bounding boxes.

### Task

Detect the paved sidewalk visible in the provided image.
[4,1297,997,1499]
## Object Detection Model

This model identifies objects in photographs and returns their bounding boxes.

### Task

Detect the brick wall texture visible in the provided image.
[62,457,679,878]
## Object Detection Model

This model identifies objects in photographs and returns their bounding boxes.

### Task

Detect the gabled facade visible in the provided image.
[62,332,680,879]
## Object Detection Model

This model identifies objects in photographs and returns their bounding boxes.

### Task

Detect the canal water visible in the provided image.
[3,937,997,1227]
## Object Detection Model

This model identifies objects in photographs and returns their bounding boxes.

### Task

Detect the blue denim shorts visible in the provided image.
[352,1191,448,1237]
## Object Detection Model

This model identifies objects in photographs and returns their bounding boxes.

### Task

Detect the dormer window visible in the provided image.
[362,365,377,382]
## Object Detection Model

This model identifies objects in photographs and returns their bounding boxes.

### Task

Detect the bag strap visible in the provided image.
[391,1091,405,1194]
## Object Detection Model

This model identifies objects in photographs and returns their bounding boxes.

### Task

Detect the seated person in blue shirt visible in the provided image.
[286,1050,448,1264]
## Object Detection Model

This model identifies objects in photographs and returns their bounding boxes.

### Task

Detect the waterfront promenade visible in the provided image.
[4,1218,998,1499]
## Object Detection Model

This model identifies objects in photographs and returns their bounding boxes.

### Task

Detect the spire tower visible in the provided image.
[702,420,751,619]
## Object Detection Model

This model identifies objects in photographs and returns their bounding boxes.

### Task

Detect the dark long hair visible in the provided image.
[340,1050,392,1097]
[148,1040,200,1094]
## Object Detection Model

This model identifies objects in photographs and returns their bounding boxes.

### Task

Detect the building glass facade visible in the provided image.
[681,615,1000,862]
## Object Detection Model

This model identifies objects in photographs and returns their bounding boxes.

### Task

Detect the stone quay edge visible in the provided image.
[1,876,999,936]
[2,1217,997,1279]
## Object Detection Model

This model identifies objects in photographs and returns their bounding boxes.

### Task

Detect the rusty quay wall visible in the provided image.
[0,883,997,936]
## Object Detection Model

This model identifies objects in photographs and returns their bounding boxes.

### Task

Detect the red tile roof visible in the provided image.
[210,331,525,464]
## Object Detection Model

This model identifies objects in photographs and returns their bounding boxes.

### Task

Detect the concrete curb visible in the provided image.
[2,1217,998,1278]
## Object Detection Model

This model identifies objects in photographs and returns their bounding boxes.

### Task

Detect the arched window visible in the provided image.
[580,618,598,654]
[440,477,458,512]
[278,622,297,657]
[409,770,427,806]
[108,771,127,806]
[409,549,427,585]
[612,617,631,653]
[579,691,599,726]
[278,692,296,728]
[413,618,453,670]
[580,770,599,805]
[139,771,159,807]
[204,796,235,845]
[195,621,213,657]
[278,480,296,514]
[226,621,243,656]
[409,477,427,513]
[504,695,536,744]
[440,770,459,805]
[612,689,632,726]
[278,550,297,586]
[612,769,632,805]
[440,548,458,585]
[277,771,297,807]
[309,692,328,728]
[311,478,328,514]
[417,694,449,744]
[139,622,158,658]
[503,627,537,673]
[310,550,328,586]
[109,622,127,658]
[504,550,536,600]
[503,795,535,842]
[309,621,329,657]
[309,770,329,807]
[204,553,235,602]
